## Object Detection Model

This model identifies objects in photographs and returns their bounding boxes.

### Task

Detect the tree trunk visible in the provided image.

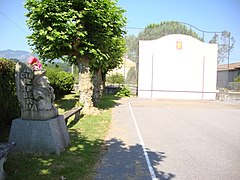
[102,72,106,94]
[77,58,94,114]
[92,68,103,106]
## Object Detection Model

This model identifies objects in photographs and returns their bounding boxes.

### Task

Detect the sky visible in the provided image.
[0,0,239,63]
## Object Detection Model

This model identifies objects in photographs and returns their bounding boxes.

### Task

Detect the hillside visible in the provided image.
[0,49,31,62]
[0,49,63,63]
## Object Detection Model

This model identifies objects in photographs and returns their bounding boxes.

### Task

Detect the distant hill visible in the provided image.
[0,49,63,63]
[0,49,31,62]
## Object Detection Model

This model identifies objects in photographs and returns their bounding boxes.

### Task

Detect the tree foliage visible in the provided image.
[209,31,235,64]
[139,21,203,41]
[125,35,138,63]
[126,21,203,62]
[126,66,137,85]
[25,0,126,69]
[106,73,124,86]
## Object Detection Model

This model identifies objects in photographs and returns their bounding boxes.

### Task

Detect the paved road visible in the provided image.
[95,98,240,180]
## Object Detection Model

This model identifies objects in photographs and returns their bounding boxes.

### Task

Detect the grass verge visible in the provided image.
[5,93,119,180]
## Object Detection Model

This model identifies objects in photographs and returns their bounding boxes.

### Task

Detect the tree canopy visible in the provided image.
[139,21,203,41]
[25,0,126,69]
[209,31,235,64]
[126,21,203,62]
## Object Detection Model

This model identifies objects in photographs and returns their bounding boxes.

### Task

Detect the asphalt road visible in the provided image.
[95,98,240,180]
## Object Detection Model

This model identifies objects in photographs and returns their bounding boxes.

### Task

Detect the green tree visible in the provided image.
[125,21,203,62]
[25,0,126,112]
[106,73,124,86]
[138,21,203,41]
[125,35,138,62]
[209,31,235,64]
[91,36,126,105]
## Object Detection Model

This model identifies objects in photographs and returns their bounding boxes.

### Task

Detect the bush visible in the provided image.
[116,85,131,97]
[45,66,74,99]
[106,73,124,86]
[0,58,20,131]
[234,76,240,82]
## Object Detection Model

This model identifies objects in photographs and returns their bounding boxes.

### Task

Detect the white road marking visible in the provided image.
[128,102,157,180]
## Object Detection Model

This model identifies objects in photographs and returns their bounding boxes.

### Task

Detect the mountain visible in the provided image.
[0,49,64,63]
[0,49,31,62]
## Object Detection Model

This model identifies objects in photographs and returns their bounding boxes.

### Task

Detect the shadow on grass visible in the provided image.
[6,129,104,180]
[55,93,120,112]
[6,136,175,180]
[55,92,79,112]
[67,114,84,129]
[95,138,175,180]
[96,94,121,110]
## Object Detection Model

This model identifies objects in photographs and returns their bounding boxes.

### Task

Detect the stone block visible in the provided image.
[9,115,70,155]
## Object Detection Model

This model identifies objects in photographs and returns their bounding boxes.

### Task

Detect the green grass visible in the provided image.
[5,93,119,180]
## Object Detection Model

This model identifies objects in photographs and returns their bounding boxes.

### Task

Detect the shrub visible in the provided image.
[45,66,74,99]
[234,76,240,82]
[116,85,131,97]
[0,58,20,131]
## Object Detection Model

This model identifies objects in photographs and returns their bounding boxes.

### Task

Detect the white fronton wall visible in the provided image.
[138,34,218,100]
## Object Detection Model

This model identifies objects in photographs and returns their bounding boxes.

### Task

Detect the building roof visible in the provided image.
[217,62,240,71]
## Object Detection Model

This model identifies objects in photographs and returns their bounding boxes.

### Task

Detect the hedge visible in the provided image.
[0,58,20,131]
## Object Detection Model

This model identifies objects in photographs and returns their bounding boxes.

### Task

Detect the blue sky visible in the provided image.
[0,0,239,63]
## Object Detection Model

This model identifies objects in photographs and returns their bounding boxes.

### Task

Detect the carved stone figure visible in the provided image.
[15,62,58,120]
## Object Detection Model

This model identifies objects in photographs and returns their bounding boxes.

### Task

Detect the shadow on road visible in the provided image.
[147,147,175,180]
[96,138,175,180]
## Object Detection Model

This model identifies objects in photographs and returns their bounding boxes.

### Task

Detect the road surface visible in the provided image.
[95,98,240,180]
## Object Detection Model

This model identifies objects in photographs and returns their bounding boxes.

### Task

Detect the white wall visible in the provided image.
[138,34,218,100]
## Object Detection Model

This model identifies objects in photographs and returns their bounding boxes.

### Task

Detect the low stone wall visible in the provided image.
[216,91,240,101]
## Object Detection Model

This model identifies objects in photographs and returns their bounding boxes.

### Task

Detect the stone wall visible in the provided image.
[216,91,240,101]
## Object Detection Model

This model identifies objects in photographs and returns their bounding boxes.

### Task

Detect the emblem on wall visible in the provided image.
[176,39,182,50]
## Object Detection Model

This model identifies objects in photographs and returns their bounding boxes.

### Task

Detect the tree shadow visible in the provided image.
[55,93,121,112]
[67,114,84,129]
[62,94,121,129]
[55,92,79,112]
[5,134,175,180]
[6,129,105,180]
[147,148,176,180]
[95,138,175,180]
[96,94,121,110]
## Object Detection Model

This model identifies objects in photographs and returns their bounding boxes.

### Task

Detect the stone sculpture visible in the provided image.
[10,57,70,154]
[15,61,58,120]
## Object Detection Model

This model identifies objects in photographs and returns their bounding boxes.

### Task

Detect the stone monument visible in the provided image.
[9,57,70,154]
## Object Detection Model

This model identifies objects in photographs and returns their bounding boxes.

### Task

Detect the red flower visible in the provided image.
[27,56,42,70]
[27,56,40,65]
